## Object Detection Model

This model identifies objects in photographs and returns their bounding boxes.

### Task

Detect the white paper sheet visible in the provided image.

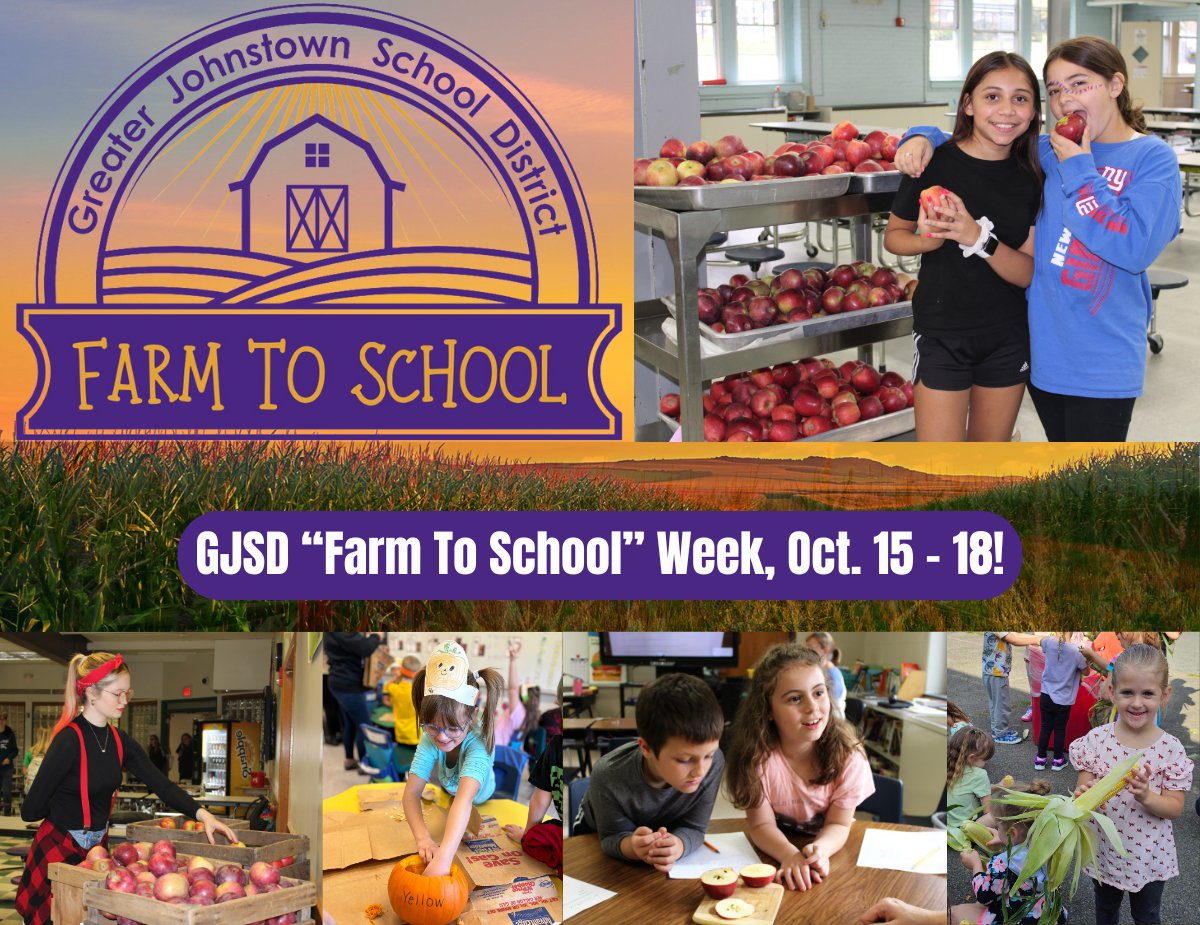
[562,876,618,920]
[668,830,764,879]
[856,828,947,874]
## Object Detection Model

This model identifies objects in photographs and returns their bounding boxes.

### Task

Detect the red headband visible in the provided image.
[76,655,124,696]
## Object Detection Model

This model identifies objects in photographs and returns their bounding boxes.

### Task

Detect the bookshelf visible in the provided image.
[858,701,945,817]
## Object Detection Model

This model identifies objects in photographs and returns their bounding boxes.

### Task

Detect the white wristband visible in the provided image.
[960,216,994,257]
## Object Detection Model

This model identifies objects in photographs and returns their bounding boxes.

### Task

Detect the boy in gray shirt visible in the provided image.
[573,673,725,872]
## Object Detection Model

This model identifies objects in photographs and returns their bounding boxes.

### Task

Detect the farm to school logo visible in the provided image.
[19,4,619,440]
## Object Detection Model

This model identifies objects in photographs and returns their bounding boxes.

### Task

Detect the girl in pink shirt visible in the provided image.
[725,644,874,892]
[492,640,526,750]
[1069,643,1192,925]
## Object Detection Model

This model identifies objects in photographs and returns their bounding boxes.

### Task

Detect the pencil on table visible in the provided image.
[704,840,720,853]
[911,846,939,870]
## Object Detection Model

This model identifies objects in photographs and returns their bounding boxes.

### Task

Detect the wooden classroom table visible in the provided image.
[589,717,638,732]
[564,818,944,925]
[563,717,598,731]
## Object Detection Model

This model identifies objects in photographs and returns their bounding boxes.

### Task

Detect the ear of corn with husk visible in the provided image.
[994,752,1141,903]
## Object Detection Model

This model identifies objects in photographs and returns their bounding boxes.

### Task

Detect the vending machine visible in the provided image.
[198,720,261,797]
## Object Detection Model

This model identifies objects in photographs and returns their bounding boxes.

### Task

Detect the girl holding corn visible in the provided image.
[952,778,1067,924]
[1068,643,1192,924]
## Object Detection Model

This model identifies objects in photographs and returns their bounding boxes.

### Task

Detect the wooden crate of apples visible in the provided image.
[122,829,308,881]
[634,123,903,187]
[694,864,783,924]
[128,816,250,837]
[661,353,913,442]
[59,838,315,925]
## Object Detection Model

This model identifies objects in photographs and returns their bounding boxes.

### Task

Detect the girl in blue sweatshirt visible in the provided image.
[894,36,1180,441]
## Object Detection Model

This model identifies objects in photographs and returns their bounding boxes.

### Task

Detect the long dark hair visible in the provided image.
[949,51,1045,214]
[1045,36,1146,133]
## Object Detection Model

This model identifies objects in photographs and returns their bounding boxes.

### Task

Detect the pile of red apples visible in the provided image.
[635,123,903,187]
[659,356,913,441]
[696,265,917,333]
[78,841,297,923]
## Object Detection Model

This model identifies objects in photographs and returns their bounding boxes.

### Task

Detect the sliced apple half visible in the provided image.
[714,898,756,920]
[700,867,739,900]
[738,864,777,888]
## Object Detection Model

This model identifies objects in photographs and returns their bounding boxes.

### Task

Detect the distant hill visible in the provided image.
[521,456,1021,510]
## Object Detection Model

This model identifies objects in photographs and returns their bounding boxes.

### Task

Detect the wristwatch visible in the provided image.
[980,233,1000,259]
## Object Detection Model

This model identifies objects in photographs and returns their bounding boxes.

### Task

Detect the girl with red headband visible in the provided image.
[16,652,238,925]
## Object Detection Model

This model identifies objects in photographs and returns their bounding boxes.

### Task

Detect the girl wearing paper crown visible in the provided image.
[402,642,505,877]
[16,652,239,925]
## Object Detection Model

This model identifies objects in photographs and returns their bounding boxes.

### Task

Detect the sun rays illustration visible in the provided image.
[106,81,529,306]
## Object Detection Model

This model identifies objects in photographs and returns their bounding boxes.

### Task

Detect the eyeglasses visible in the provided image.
[420,723,466,740]
[101,689,135,704]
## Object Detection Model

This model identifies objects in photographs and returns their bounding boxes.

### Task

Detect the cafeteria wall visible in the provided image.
[285,633,323,894]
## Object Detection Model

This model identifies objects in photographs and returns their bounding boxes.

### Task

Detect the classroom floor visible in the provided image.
[947,632,1198,925]
[322,740,537,805]
[0,834,26,924]
[696,179,1200,442]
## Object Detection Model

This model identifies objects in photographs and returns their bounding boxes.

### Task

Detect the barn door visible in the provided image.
[286,185,348,252]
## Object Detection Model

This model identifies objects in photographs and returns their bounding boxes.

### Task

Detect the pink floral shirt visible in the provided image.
[1068,723,1194,891]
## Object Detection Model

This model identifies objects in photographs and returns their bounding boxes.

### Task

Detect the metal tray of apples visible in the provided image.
[659,406,915,442]
[634,173,851,211]
[844,171,904,194]
[660,294,913,353]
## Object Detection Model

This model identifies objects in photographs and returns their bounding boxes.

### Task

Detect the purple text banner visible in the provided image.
[179,511,1021,600]
[19,304,619,439]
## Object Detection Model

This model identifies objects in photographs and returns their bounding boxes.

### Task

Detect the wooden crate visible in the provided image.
[81,874,315,925]
[49,861,105,925]
[147,831,309,880]
[126,816,251,842]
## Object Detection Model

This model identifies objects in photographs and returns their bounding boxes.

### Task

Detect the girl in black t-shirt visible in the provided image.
[884,52,1043,441]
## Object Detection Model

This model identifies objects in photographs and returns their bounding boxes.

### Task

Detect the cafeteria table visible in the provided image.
[564,818,945,925]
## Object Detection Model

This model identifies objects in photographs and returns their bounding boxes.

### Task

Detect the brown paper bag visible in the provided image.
[363,646,392,688]
[462,875,563,925]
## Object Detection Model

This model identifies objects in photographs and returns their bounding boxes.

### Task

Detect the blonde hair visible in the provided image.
[725,644,864,810]
[806,632,834,653]
[1110,642,1169,693]
[31,726,53,758]
[53,652,130,739]
[412,667,506,753]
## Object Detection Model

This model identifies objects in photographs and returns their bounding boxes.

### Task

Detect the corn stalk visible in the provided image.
[994,752,1141,907]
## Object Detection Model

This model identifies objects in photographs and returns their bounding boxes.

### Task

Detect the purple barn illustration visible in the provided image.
[229,114,406,261]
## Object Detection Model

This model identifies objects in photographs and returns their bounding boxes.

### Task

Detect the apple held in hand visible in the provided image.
[919,185,950,215]
[1054,111,1087,143]
[739,864,777,888]
[700,867,739,900]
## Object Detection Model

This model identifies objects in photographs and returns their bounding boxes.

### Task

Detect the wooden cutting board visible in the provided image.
[693,883,785,925]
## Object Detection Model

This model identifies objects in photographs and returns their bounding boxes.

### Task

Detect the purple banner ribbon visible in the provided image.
[178,510,1021,600]
[18,304,619,439]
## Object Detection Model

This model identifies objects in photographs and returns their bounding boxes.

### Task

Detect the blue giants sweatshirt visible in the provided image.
[902,127,1180,398]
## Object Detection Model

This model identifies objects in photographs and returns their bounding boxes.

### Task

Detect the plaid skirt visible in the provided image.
[522,820,563,876]
[15,819,106,925]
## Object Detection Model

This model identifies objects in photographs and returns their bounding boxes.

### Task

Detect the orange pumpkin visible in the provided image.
[387,854,470,925]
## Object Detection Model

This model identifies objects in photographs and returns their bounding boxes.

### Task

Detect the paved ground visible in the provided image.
[947,633,1198,925]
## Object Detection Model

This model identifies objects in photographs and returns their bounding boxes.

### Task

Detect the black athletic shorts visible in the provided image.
[911,327,1030,391]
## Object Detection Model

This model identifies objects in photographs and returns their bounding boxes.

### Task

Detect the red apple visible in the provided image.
[714,134,747,157]
[838,360,862,380]
[134,883,155,898]
[705,157,728,181]
[851,365,881,394]
[154,872,189,901]
[697,292,721,325]
[729,273,750,287]
[772,153,803,177]
[831,121,859,142]
[158,819,176,830]
[215,881,247,902]
[724,154,754,180]
[858,395,884,419]
[186,897,216,906]
[660,138,686,159]
[134,843,153,862]
[919,185,949,215]
[1054,111,1086,144]
[744,151,765,175]
[901,380,914,407]
[821,164,846,174]
[867,287,892,307]
[808,144,836,168]
[660,393,681,418]
[881,135,901,160]
[249,861,281,887]
[148,853,178,876]
[125,862,146,875]
[798,150,826,175]
[831,139,849,162]
[703,394,717,414]
[879,387,908,413]
[903,279,918,300]
[105,869,137,894]
[768,420,799,442]
[844,140,872,167]
[786,308,812,322]
[884,283,903,301]
[834,401,862,426]
[829,265,855,288]
[854,159,884,173]
[863,130,888,158]
[188,867,216,884]
[135,871,156,885]
[93,859,113,873]
[801,415,834,436]
[87,846,110,862]
[110,843,138,868]
[77,860,95,870]
[750,389,778,417]
[775,288,804,313]
[723,403,752,423]
[271,916,297,925]
[724,312,752,333]
[703,413,728,442]
[216,864,246,886]
[792,390,824,417]
[700,867,738,900]
[813,375,839,400]
[677,159,707,181]
[821,287,845,314]
[772,363,800,388]
[189,879,217,901]
[726,419,761,441]
[729,286,755,305]
[773,141,794,156]
[880,371,906,389]
[687,140,716,164]
[770,404,798,423]
[841,292,869,312]
[152,840,176,858]
[831,389,859,408]
[871,268,898,289]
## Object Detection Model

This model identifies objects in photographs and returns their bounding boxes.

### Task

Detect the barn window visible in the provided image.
[305,143,330,168]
